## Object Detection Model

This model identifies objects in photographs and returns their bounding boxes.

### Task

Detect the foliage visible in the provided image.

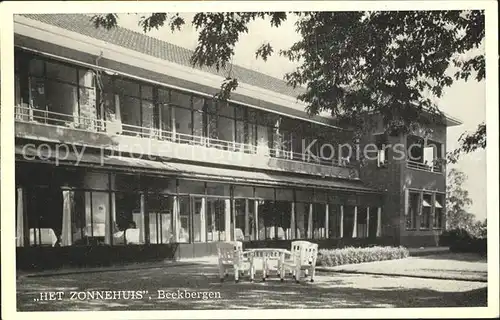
[447,122,486,163]
[316,246,409,267]
[446,168,477,232]
[440,227,487,255]
[90,11,485,152]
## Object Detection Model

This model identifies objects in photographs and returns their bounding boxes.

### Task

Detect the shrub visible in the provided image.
[316,246,409,267]
[440,228,487,255]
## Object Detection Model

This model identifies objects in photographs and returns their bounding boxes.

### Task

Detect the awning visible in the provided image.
[435,201,443,209]
[422,199,432,207]
[15,145,380,193]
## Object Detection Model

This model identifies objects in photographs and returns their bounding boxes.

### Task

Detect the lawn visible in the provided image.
[16,255,487,311]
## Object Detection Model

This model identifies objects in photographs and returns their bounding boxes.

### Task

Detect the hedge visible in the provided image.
[440,228,487,255]
[316,246,409,267]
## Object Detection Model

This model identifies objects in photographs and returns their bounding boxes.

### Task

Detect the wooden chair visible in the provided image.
[217,241,254,283]
[280,241,318,283]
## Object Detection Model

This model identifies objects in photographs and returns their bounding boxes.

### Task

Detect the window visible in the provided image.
[356,207,369,238]
[192,96,205,144]
[14,52,99,128]
[192,197,206,242]
[114,192,143,245]
[26,186,63,247]
[115,79,158,137]
[407,135,424,163]
[157,88,172,139]
[423,146,434,167]
[406,192,419,230]
[234,199,247,241]
[312,203,327,239]
[206,198,228,241]
[426,139,444,172]
[147,194,174,244]
[342,205,355,238]
[375,134,389,167]
[178,196,191,243]
[421,194,432,229]
[328,204,342,239]
[217,116,235,148]
[73,190,111,246]
[433,195,444,229]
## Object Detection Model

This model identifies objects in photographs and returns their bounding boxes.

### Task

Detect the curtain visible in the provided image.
[254,200,259,240]
[244,199,250,238]
[340,205,344,238]
[366,207,370,238]
[307,204,313,239]
[61,190,72,246]
[138,193,145,243]
[199,198,206,242]
[352,206,358,238]
[85,191,92,236]
[376,207,382,237]
[104,194,111,245]
[224,199,231,241]
[111,192,116,231]
[325,204,329,239]
[16,187,24,247]
[257,125,269,155]
[173,196,179,242]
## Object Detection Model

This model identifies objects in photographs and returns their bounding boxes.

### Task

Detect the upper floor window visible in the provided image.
[14,49,351,169]
[15,50,98,130]
[374,134,389,167]
[407,135,444,173]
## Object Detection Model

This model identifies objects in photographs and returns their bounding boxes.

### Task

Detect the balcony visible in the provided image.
[14,106,359,180]
[406,160,443,174]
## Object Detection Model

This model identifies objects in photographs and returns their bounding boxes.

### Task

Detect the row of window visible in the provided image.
[15,168,382,247]
[17,187,380,247]
[405,191,444,230]
[14,49,348,165]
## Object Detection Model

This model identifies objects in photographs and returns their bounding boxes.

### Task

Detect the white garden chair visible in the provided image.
[279,241,318,283]
[216,241,254,283]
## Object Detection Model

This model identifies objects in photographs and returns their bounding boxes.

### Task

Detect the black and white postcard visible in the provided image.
[1,1,498,319]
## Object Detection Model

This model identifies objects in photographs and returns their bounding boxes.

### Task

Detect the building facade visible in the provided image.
[13,14,461,269]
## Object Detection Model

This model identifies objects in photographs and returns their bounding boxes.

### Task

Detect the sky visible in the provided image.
[117,13,486,221]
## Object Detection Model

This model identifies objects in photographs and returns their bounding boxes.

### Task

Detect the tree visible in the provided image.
[446,168,475,231]
[91,11,485,153]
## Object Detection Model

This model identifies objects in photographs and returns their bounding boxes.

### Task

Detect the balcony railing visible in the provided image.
[407,160,443,173]
[15,105,354,169]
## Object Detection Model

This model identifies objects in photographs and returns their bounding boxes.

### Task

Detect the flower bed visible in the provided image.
[316,246,410,267]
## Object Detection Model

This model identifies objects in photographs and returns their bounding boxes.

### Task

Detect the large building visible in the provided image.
[13,14,461,269]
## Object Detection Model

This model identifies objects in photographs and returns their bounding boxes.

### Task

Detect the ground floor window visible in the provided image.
[356,207,368,238]
[328,204,342,238]
[15,166,386,246]
[312,203,326,239]
[433,195,444,229]
[147,193,174,244]
[406,192,419,230]
[206,197,228,241]
[343,205,355,238]
[26,186,63,247]
[420,194,432,230]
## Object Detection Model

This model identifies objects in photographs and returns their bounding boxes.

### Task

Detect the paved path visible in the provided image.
[318,253,487,282]
[17,257,487,311]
